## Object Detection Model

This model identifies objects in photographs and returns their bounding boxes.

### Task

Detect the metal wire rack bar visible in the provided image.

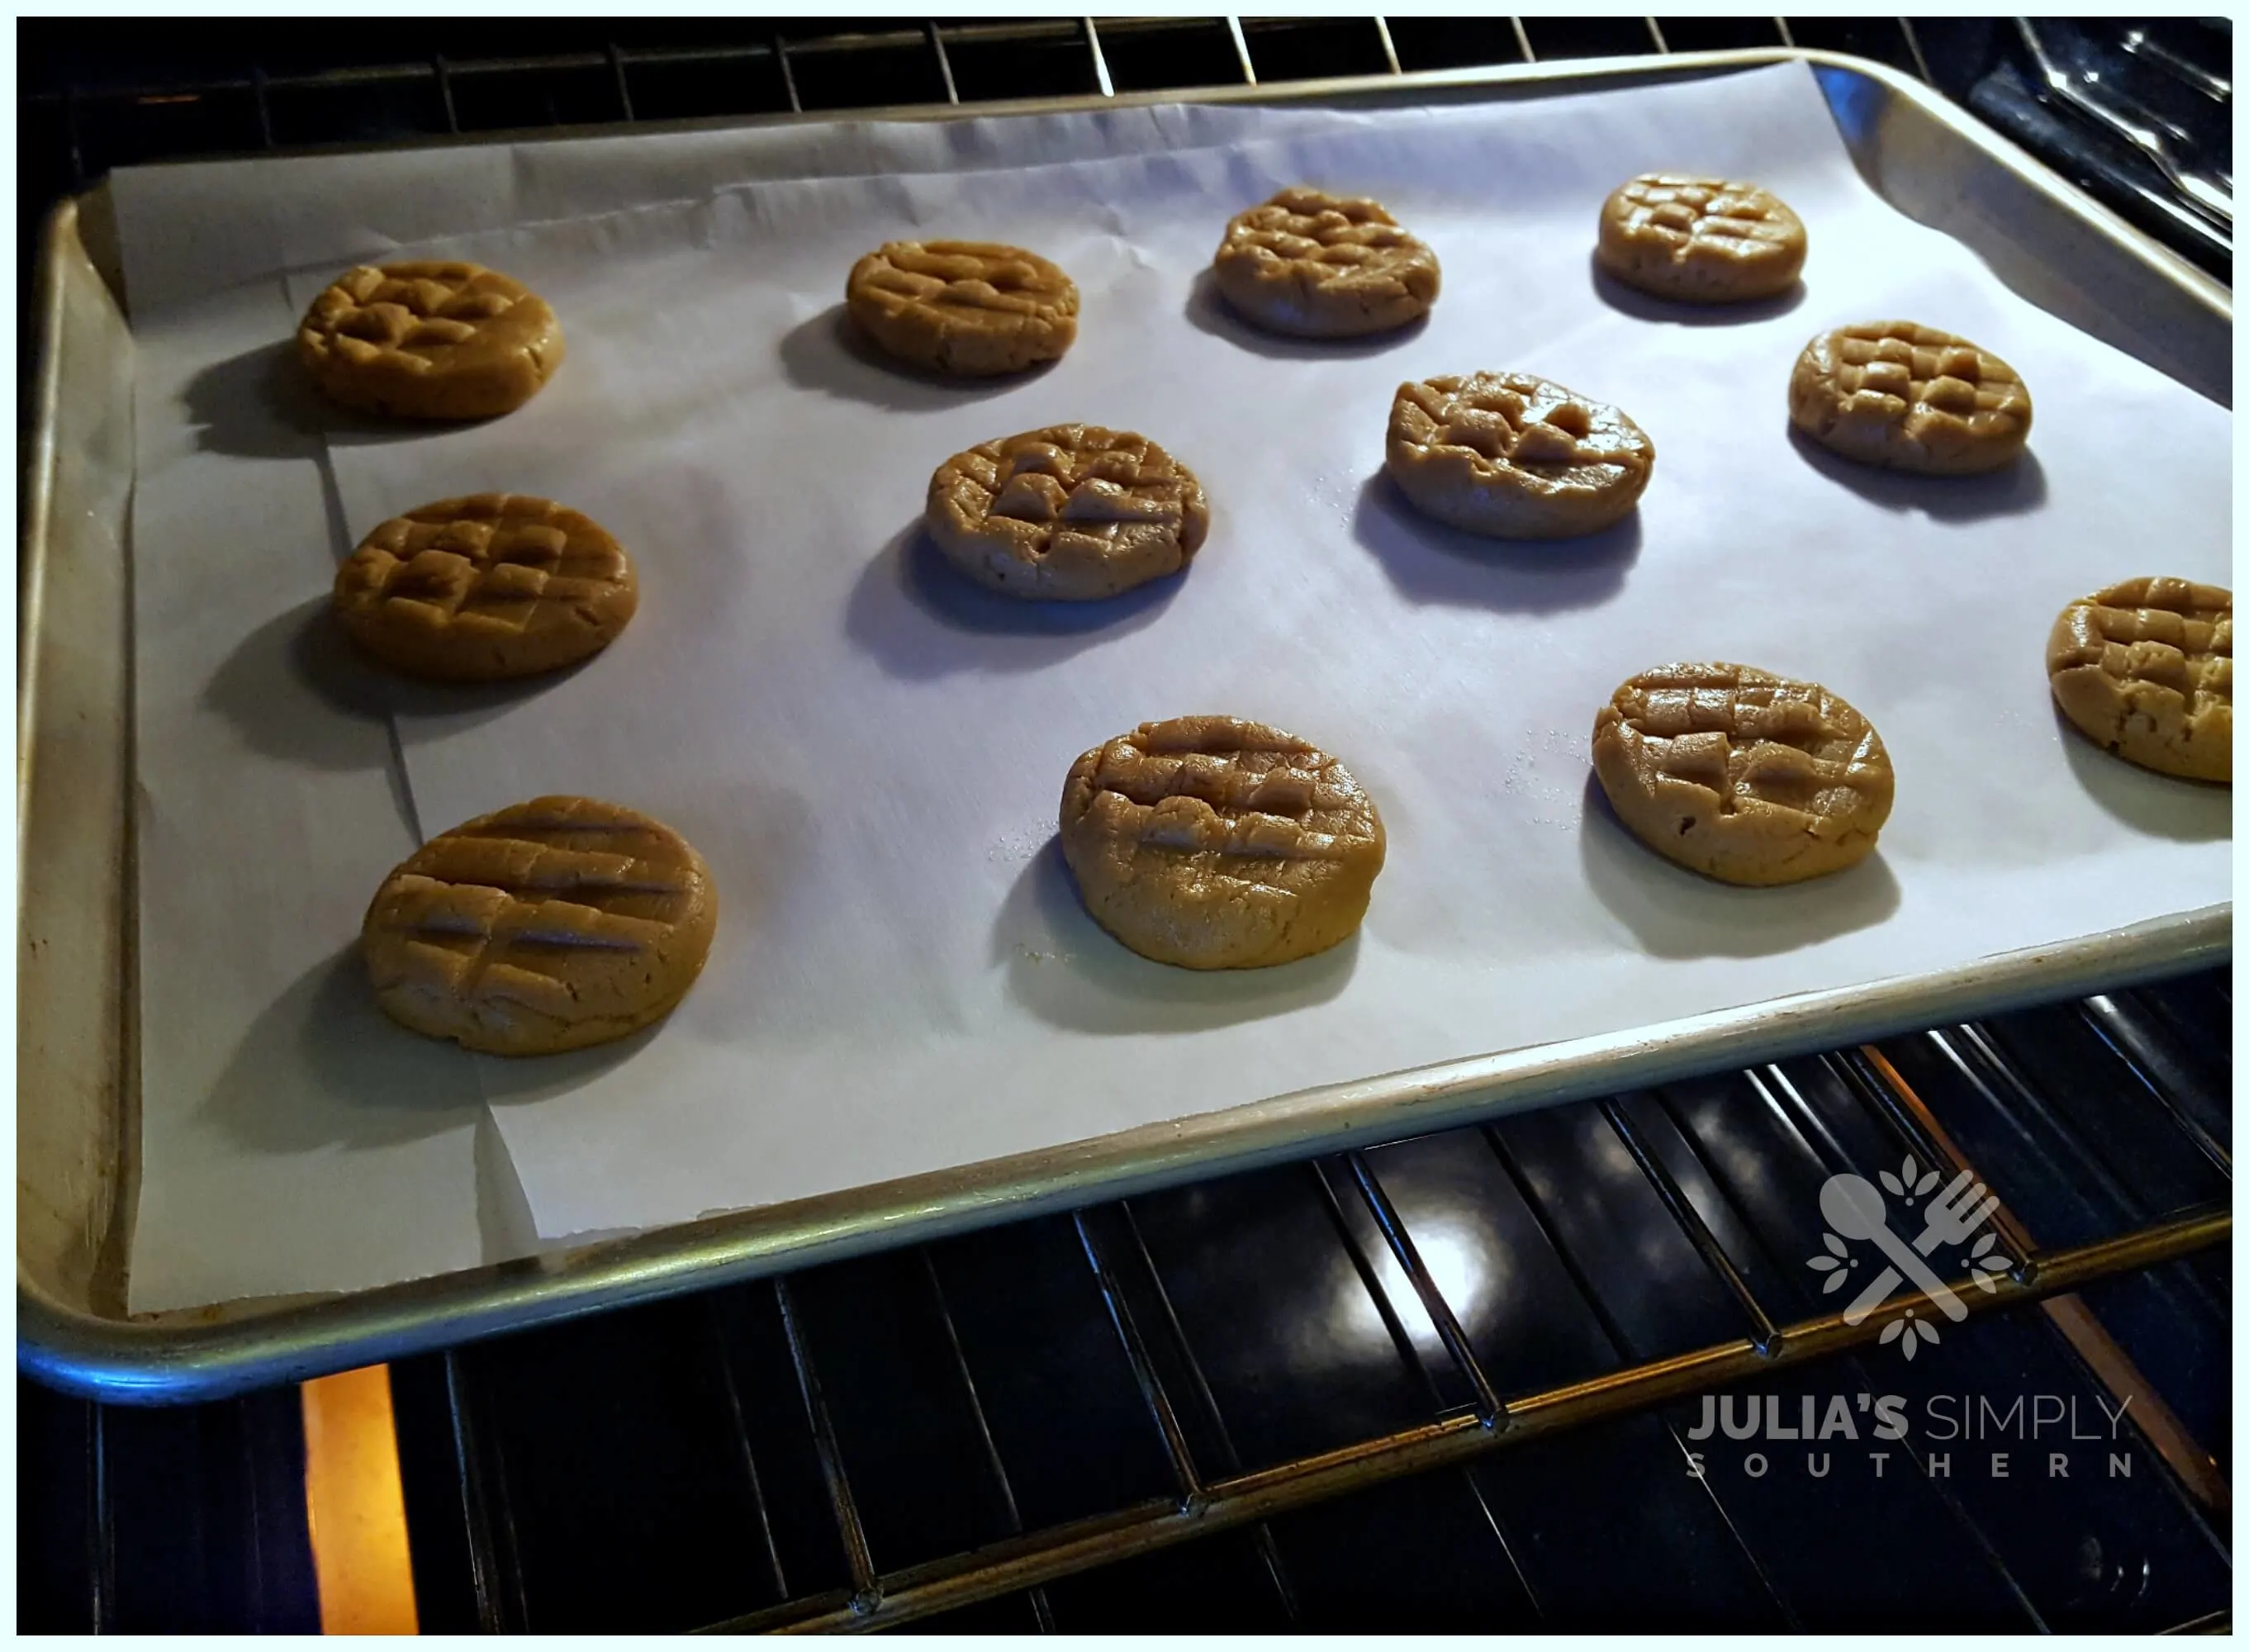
[914,1251,1056,1631]
[771,1279,880,1611]
[1599,1095,1783,1354]
[2074,995,2231,1175]
[702,1298,791,1605]
[709,1206,2226,1632]
[1339,1152,1505,1423]
[1070,1210,1206,1502]
[24,16,1909,115]
[438,1351,518,1631]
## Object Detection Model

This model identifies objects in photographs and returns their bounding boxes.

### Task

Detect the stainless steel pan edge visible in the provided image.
[19,48,2232,1403]
[21,908,2232,1402]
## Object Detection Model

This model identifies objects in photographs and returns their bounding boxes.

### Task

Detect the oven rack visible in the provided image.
[387,976,2231,1633]
[17,18,2228,282]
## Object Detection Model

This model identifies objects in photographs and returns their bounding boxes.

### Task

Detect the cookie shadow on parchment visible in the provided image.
[778,304,1060,411]
[993,838,1359,1033]
[1577,773,1900,959]
[1786,425,2048,522]
[201,945,487,1154]
[1587,254,1807,325]
[183,339,479,458]
[205,598,610,771]
[844,522,1183,679]
[2052,705,2232,843]
[469,1021,668,1110]
[1182,266,1431,361]
[1352,473,1639,615]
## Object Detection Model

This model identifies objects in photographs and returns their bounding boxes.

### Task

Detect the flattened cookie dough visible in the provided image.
[1212,188,1440,338]
[1387,371,1654,539]
[298,261,565,420]
[2048,577,2232,782]
[335,494,638,681]
[1592,663,1895,886]
[1790,320,2031,474]
[846,240,1079,376]
[1597,173,1805,303]
[1060,716,1386,970]
[927,425,1209,600]
[363,795,718,1056]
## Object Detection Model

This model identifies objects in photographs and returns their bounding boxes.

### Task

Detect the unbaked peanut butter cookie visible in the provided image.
[363,796,718,1056]
[2048,577,2232,782]
[1386,371,1654,539]
[1060,716,1386,970]
[1212,188,1440,338]
[1592,663,1895,886]
[846,240,1079,376]
[334,494,638,681]
[297,261,565,420]
[1596,173,1806,303]
[1789,320,2032,474]
[926,425,1209,600]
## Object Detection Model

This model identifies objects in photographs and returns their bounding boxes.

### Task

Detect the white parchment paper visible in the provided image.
[115,64,2231,1303]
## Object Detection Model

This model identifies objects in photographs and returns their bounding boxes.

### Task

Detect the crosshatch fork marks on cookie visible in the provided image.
[362,798,717,1055]
[1076,718,1379,862]
[1607,667,1889,820]
[2048,577,2233,781]
[335,495,638,681]
[1056,717,1388,971]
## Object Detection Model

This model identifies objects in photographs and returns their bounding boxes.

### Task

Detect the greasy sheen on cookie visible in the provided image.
[1060,716,1385,970]
[2048,577,2232,782]
[363,796,718,1056]
[297,261,565,420]
[926,425,1209,600]
[1790,320,2031,474]
[334,494,638,681]
[845,240,1079,376]
[1386,371,1654,539]
[1212,188,1440,338]
[1592,663,1895,887]
[1596,173,1806,303]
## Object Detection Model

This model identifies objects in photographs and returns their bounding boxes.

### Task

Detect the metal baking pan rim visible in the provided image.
[20,904,2228,1403]
[19,45,2233,1403]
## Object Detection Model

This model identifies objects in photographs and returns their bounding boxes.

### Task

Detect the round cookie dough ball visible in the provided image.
[845,240,1079,376]
[1386,371,1654,539]
[1592,663,1895,886]
[1212,188,1440,339]
[1789,320,2032,474]
[1059,716,1386,969]
[362,796,718,1056]
[2048,577,2232,782]
[1596,173,1806,303]
[925,424,1209,600]
[297,261,565,420]
[333,494,638,681]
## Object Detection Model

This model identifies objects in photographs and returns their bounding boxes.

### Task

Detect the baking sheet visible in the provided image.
[112,97,1343,1312]
[114,64,2230,1309]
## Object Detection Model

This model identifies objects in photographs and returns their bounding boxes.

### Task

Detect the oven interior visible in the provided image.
[17,15,2232,1634]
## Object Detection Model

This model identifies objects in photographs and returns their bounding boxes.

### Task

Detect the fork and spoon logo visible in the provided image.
[1809,1156,2011,1359]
